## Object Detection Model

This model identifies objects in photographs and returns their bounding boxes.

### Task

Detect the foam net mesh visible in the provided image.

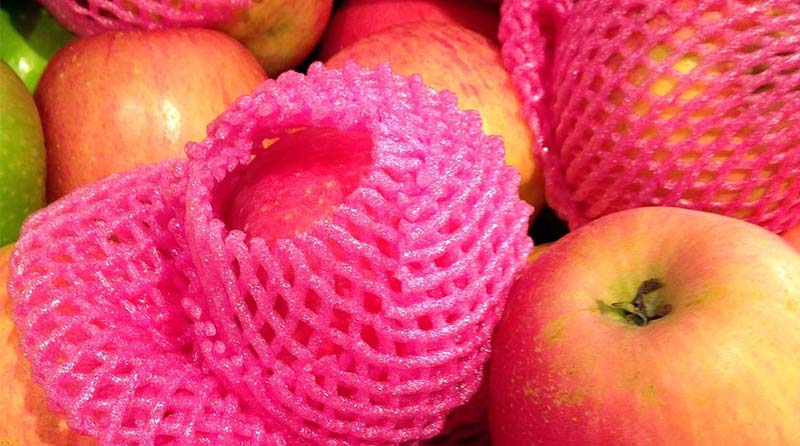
[10,63,532,446]
[9,162,279,445]
[501,0,800,232]
[37,0,247,36]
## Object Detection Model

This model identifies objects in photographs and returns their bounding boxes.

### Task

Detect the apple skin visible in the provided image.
[326,21,543,212]
[783,224,800,252]
[490,206,800,446]
[216,0,333,77]
[224,128,373,240]
[0,0,73,91]
[527,242,551,262]
[0,61,45,246]
[35,28,266,202]
[0,244,97,445]
[318,0,499,61]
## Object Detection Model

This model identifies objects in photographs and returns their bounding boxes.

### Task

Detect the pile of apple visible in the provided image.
[2,0,800,445]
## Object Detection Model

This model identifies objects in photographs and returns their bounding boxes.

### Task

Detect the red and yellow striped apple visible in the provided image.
[216,0,333,77]
[491,207,800,446]
[318,0,499,60]
[326,21,543,211]
[36,29,266,201]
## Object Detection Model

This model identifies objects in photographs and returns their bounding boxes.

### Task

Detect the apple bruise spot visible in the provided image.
[598,278,672,326]
[222,128,373,241]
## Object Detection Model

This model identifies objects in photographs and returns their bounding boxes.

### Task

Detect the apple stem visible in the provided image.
[601,279,672,326]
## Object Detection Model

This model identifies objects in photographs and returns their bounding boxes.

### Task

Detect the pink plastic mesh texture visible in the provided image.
[182,62,532,446]
[422,379,490,446]
[9,162,284,445]
[38,0,247,36]
[501,0,800,232]
[9,63,532,446]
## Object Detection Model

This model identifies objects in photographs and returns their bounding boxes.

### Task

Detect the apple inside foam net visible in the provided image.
[38,0,249,36]
[10,62,532,446]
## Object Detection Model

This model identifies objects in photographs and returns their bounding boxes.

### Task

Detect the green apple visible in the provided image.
[0,0,73,91]
[0,61,45,245]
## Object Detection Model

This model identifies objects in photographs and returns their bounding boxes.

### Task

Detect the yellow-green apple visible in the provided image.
[0,0,73,91]
[215,0,333,77]
[35,29,266,201]
[0,244,97,445]
[318,0,499,60]
[783,224,800,252]
[326,21,543,211]
[0,61,45,246]
[490,206,800,446]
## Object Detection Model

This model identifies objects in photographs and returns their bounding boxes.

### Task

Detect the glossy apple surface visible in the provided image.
[36,28,266,201]
[319,0,499,60]
[0,0,73,91]
[0,244,96,445]
[783,224,800,251]
[223,128,373,240]
[491,206,800,446]
[216,0,333,77]
[327,21,543,211]
[0,61,45,245]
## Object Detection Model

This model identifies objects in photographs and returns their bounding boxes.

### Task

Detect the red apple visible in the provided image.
[223,127,373,240]
[216,0,333,77]
[327,21,543,211]
[318,0,499,60]
[0,244,96,445]
[528,241,552,262]
[490,207,800,446]
[783,224,800,252]
[35,28,266,201]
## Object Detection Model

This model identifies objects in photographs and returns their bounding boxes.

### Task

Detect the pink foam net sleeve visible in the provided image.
[9,63,532,446]
[182,61,532,445]
[37,0,248,36]
[501,0,800,233]
[9,162,283,445]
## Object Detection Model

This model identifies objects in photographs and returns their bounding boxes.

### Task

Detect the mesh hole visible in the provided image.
[361,325,380,350]
[332,309,351,333]
[305,290,321,314]
[274,295,289,319]
[294,321,312,346]
[364,293,382,314]
[260,323,275,343]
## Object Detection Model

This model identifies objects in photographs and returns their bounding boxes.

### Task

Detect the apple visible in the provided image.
[0,61,45,246]
[326,21,543,211]
[223,127,373,240]
[528,241,551,262]
[0,244,96,445]
[318,0,499,60]
[490,206,800,446]
[215,0,333,77]
[35,28,266,201]
[783,224,800,252]
[535,0,800,232]
[0,0,73,91]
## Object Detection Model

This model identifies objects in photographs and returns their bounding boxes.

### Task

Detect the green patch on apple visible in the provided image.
[0,61,46,245]
[0,0,73,91]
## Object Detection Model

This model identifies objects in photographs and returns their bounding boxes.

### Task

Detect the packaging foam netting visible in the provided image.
[9,62,532,446]
[37,0,247,36]
[9,161,281,445]
[501,0,800,232]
